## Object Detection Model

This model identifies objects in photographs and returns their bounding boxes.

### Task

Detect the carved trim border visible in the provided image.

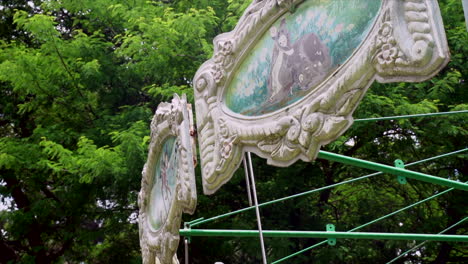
[193,0,449,195]
[138,94,197,264]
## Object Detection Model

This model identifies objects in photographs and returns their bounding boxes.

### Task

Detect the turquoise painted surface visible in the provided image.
[148,137,178,230]
[225,0,382,116]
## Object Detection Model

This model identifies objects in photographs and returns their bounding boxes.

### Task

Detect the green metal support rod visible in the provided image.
[354,110,468,123]
[386,217,468,263]
[179,229,468,242]
[271,241,328,264]
[317,151,468,191]
[271,182,467,264]
[187,148,467,228]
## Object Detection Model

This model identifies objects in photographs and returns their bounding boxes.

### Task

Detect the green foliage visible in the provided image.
[0,0,466,263]
[0,0,245,263]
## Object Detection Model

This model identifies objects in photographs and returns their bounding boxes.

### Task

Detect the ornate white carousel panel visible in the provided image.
[138,94,197,264]
[193,0,450,195]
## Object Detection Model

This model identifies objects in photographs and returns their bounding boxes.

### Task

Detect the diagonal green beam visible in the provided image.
[271,182,467,264]
[187,149,467,228]
[353,110,468,123]
[271,240,328,264]
[386,217,468,263]
[179,229,468,242]
[317,151,467,191]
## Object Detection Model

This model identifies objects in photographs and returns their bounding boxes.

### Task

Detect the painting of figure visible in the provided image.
[148,137,178,231]
[268,19,295,101]
[267,18,331,102]
[224,0,382,116]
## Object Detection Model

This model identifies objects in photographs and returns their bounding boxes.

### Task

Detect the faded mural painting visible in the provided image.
[147,137,178,230]
[224,0,382,116]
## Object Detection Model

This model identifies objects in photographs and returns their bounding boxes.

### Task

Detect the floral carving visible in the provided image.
[194,0,449,195]
[211,41,235,83]
[376,22,394,46]
[373,0,446,78]
[220,135,237,159]
[377,43,398,66]
[375,18,399,67]
[211,64,225,83]
[218,119,237,161]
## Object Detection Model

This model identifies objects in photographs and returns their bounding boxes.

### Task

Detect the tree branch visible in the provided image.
[3,173,50,263]
[0,238,18,263]
[51,40,99,120]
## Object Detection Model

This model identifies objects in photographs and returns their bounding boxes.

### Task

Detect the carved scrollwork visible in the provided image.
[139,94,197,264]
[194,0,449,195]
[373,0,447,81]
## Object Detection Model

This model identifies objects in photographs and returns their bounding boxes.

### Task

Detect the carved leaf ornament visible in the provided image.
[138,94,197,264]
[193,0,449,194]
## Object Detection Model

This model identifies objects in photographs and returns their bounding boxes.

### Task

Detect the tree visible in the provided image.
[0,0,466,263]
[0,0,240,262]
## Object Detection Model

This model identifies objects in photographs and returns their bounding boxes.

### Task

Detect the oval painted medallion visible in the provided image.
[147,137,178,231]
[224,0,382,116]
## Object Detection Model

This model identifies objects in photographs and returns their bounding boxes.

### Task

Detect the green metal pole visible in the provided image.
[179,229,468,242]
[354,110,468,123]
[317,151,468,191]
[271,183,467,264]
[187,149,467,228]
[386,217,468,263]
[271,241,328,264]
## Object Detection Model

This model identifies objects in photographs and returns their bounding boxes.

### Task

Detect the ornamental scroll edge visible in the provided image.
[193,0,449,195]
[138,94,197,264]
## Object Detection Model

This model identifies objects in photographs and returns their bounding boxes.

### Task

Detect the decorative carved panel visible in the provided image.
[193,0,449,195]
[139,94,197,264]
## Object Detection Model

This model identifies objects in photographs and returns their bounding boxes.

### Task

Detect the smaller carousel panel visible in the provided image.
[138,94,197,264]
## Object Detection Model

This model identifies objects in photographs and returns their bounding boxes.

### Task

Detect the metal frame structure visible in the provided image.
[181,0,462,261]
[180,229,468,242]
[181,110,467,263]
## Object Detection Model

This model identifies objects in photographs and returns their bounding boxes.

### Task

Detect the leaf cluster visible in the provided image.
[0,0,466,263]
